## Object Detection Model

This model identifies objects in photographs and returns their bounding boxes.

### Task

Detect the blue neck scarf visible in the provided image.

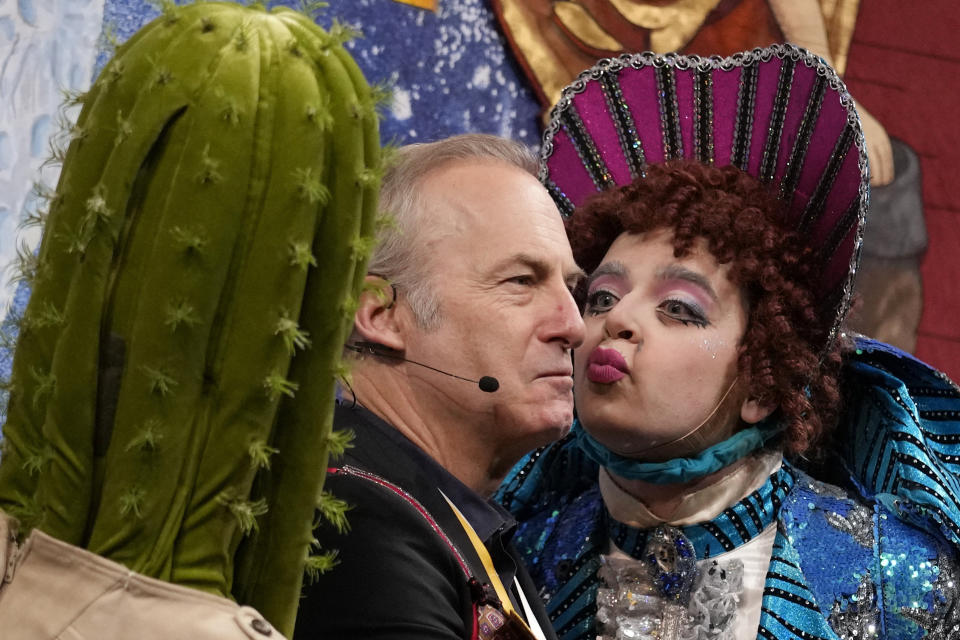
[573,419,783,484]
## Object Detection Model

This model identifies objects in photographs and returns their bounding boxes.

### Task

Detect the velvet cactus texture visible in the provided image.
[0,2,381,635]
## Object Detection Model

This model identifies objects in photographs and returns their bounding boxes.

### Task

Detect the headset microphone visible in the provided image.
[346,342,500,393]
[476,376,500,393]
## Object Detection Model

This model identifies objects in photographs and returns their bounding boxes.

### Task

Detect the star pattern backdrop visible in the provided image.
[100,0,542,145]
[0,0,543,410]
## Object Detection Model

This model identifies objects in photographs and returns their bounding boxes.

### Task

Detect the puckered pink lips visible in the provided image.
[585,347,629,383]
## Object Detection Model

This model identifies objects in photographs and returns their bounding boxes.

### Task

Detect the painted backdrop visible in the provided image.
[0,0,543,403]
[1,0,957,389]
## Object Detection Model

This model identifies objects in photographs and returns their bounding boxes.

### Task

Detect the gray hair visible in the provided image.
[367,133,538,329]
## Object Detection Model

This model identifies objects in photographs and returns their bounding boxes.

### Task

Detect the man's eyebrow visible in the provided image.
[486,253,547,276]
[656,264,719,302]
[487,254,584,284]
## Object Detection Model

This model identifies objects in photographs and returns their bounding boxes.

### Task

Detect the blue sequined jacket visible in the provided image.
[496,339,960,640]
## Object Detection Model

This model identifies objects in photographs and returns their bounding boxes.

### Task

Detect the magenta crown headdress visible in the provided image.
[540,44,870,347]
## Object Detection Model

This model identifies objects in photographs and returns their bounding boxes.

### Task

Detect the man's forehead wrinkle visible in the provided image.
[484,252,582,279]
[483,253,545,277]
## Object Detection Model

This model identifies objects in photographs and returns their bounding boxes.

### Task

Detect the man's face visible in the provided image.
[400,159,585,462]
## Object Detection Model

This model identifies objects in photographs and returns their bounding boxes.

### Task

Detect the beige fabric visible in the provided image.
[598,450,782,527]
[0,512,282,639]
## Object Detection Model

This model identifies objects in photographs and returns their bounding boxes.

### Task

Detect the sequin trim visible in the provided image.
[897,478,960,540]
[899,547,960,639]
[656,65,683,160]
[760,57,796,184]
[556,604,598,640]
[763,589,821,611]
[757,626,778,640]
[560,105,615,191]
[694,67,714,164]
[599,69,646,179]
[779,74,826,203]
[701,521,735,554]
[817,196,862,266]
[553,564,602,637]
[921,410,960,420]
[827,573,880,639]
[742,495,765,531]
[824,504,875,548]
[332,465,472,574]
[798,123,855,232]
[544,179,576,218]
[730,62,758,170]
[912,386,960,399]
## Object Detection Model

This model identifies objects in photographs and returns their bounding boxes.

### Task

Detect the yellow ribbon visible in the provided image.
[442,493,530,627]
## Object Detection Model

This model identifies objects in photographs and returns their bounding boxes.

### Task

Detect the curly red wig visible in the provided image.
[566,160,844,455]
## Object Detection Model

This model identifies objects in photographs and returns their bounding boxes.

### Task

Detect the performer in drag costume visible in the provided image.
[497,45,960,640]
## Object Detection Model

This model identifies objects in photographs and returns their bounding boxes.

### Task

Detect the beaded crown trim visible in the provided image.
[539,44,869,353]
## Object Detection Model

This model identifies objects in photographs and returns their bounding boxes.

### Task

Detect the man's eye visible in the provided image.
[585,290,617,314]
[508,275,534,286]
[658,299,708,328]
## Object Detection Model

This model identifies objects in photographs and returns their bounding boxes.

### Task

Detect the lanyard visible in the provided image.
[441,494,545,640]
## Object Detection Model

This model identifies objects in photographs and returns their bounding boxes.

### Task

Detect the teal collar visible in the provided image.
[573,419,783,484]
[606,464,795,559]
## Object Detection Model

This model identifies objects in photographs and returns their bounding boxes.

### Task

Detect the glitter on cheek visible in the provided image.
[697,337,729,360]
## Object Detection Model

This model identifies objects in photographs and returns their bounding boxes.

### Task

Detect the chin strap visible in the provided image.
[574,418,783,484]
[626,376,740,459]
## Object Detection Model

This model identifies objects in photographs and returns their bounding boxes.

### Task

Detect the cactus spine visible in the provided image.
[0,3,381,636]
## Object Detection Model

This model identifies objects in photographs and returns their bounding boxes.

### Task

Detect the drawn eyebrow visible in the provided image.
[585,261,628,290]
[586,261,718,302]
[656,264,718,302]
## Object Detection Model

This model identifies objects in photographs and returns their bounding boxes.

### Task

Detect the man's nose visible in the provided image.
[544,282,585,349]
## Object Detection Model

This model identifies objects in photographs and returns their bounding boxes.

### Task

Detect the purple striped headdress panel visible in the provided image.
[540,44,869,349]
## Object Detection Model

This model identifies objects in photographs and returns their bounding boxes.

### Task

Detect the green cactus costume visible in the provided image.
[0,2,381,635]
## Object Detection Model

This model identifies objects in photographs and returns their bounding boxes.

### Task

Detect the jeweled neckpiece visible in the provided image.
[643,525,699,605]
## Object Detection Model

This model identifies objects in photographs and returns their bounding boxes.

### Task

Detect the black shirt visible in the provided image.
[294,403,557,640]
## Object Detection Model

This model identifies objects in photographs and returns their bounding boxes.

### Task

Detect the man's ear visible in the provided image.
[353,275,405,352]
[741,397,777,425]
